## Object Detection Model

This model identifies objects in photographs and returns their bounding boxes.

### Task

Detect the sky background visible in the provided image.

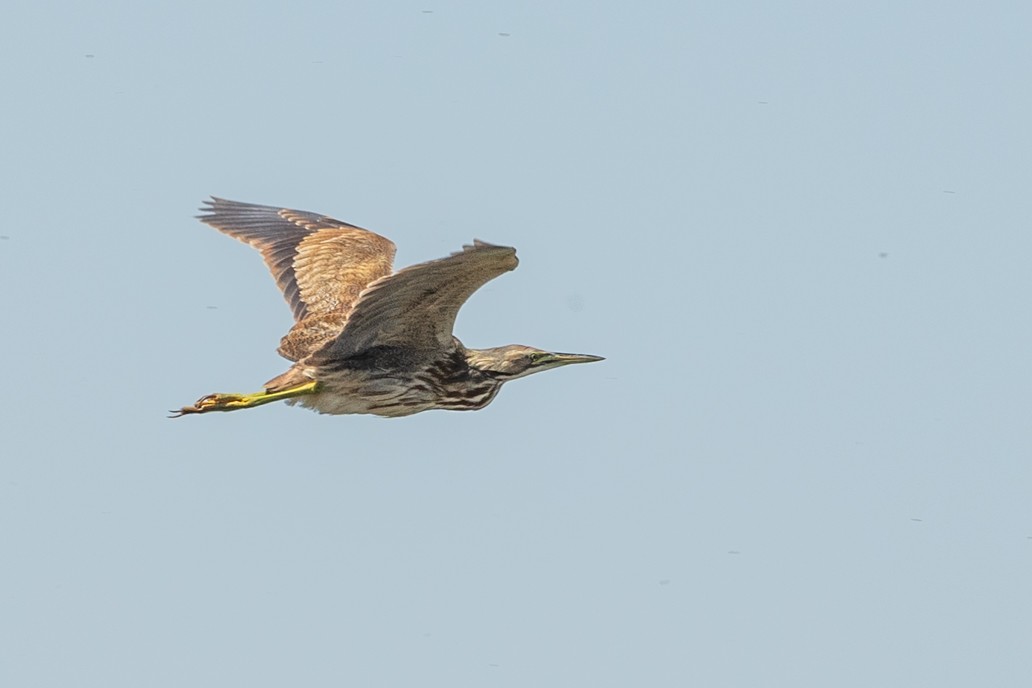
[2,1,1031,686]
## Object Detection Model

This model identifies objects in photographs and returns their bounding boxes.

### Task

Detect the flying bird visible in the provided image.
[172,198,602,417]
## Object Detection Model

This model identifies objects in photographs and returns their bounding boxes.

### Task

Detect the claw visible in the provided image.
[168,393,245,418]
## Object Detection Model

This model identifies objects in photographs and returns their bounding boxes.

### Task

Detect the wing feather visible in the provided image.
[197,197,396,322]
[317,241,518,358]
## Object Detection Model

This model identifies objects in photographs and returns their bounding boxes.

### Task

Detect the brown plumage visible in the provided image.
[172,198,602,417]
[196,198,398,361]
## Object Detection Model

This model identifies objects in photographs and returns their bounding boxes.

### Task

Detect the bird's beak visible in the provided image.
[545,352,605,367]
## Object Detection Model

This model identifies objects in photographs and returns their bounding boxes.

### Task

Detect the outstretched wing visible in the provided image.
[197,198,396,322]
[319,241,518,358]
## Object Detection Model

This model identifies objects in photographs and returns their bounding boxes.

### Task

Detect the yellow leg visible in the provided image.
[170,380,319,417]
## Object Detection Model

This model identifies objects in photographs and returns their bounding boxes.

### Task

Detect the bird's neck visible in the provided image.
[462,347,502,377]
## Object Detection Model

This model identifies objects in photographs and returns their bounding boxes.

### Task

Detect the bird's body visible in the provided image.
[173,198,601,417]
[275,344,500,417]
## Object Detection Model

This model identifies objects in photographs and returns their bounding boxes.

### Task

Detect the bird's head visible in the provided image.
[466,345,604,380]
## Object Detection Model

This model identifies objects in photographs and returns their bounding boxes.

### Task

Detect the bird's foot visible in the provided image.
[169,393,252,417]
[169,381,319,418]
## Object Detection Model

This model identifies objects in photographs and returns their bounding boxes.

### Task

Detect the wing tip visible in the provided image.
[461,239,518,265]
[454,240,518,270]
[196,196,283,218]
[196,195,231,220]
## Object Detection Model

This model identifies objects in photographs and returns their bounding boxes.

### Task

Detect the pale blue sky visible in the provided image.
[2,2,1031,686]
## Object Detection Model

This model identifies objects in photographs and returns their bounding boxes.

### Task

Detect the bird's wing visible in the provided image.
[319,241,518,358]
[197,197,396,322]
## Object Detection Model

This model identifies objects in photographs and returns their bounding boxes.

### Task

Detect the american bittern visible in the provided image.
[172,198,602,417]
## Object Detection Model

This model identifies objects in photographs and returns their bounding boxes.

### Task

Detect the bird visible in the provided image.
[171,198,603,418]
